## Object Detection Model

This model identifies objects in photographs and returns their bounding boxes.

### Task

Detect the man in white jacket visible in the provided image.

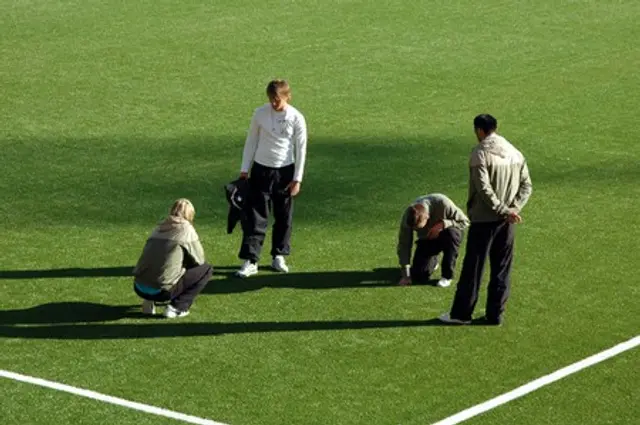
[236,79,308,278]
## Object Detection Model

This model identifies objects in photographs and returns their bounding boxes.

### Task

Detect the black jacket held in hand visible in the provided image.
[225,179,250,234]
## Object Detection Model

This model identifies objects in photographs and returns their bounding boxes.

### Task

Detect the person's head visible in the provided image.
[406,204,429,230]
[169,198,195,223]
[266,79,291,111]
[473,114,498,142]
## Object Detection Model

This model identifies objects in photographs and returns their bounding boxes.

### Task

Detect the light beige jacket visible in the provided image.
[467,133,533,222]
[133,216,206,291]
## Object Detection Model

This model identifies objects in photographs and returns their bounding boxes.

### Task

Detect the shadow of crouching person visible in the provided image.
[0,302,144,325]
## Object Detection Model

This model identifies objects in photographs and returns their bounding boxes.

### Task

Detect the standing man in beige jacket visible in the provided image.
[440,114,532,325]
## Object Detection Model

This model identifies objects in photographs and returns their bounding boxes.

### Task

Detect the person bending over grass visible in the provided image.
[397,194,470,287]
[133,199,213,318]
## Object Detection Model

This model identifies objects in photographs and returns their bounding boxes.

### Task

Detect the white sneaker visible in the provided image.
[141,300,155,315]
[439,313,471,325]
[236,260,258,278]
[271,255,289,273]
[437,278,452,288]
[164,305,190,319]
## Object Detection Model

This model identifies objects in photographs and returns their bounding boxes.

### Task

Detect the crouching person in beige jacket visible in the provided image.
[133,199,213,318]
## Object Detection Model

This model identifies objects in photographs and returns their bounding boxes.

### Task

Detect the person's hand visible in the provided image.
[398,277,412,286]
[239,172,249,180]
[287,181,301,197]
[507,211,522,224]
[426,221,445,239]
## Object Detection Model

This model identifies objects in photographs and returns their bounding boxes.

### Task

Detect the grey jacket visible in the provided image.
[133,216,206,291]
[467,133,533,222]
[397,194,470,267]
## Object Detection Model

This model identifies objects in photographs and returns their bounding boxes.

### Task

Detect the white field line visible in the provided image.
[0,369,229,425]
[431,335,640,425]
[2,336,638,425]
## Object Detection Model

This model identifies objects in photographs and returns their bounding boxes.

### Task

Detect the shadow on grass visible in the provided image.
[206,267,414,293]
[0,292,494,338]
[7,134,634,228]
[0,268,469,338]
[0,302,148,325]
[0,317,452,340]
[0,266,242,280]
[1,135,473,227]
[0,314,497,339]
[0,267,134,279]
[0,265,438,291]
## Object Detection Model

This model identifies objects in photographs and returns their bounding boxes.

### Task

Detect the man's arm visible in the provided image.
[470,151,510,216]
[240,111,260,175]
[397,209,413,278]
[511,161,532,212]
[292,114,308,182]
[443,201,470,230]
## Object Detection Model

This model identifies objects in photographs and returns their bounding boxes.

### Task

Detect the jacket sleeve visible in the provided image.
[182,227,206,266]
[397,208,413,273]
[511,161,533,212]
[191,239,206,265]
[293,114,308,182]
[443,201,470,230]
[470,151,510,216]
[240,111,260,173]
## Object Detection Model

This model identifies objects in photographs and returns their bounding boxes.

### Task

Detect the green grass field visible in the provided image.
[1,1,639,424]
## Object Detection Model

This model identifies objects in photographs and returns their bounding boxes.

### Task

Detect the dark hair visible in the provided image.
[473,114,498,133]
[266,79,290,98]
[405,204,428,228]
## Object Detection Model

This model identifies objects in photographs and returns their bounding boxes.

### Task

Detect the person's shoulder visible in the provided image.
[164,219,199,243]
[470,141,484,154]
[253,104,270,115]
[399,205,413,227]
[428,192,451,201]
[469,144,485,167]
[181,222,200,243]
[287,105,305,119]
[496,134,526,162]
[413,195,431,205]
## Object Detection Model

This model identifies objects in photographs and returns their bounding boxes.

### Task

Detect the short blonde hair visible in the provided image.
[169,198,195,223]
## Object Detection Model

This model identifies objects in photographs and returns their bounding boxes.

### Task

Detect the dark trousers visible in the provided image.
[411,228,463,282]
[450,221,515,323]
[239,162,294,263]
[134,264,213,312]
